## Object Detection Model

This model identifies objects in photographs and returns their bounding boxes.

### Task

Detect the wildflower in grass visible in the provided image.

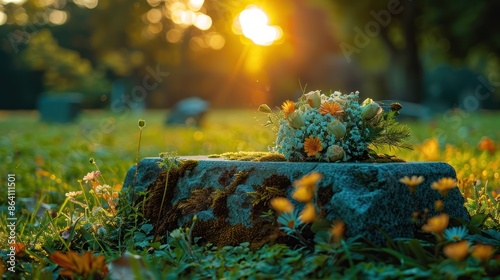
[281,100,296,118]
[305,90,321,108]
[399,175,424,193]
[270,197,294,213]
[330,220,345,243]
[12,242,26,257]
[431,177,458,196]
[434,200,444,212]
[303,136,323,157]
[471,243,495,262]
[83,171,100,184]
[478,136,495,153]
[49,251,108,280]
[319,101,344,116]
[443,226,468,242]
[65,191,83,198]
[422,213,449,234]
[61,230,71,240]
[443,240,469,261]
[299,203,316,223]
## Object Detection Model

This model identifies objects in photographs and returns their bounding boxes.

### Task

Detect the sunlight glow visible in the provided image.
[236,5,282,46]
[0,11,7,25]
[1,0,27,4]
[49,9,67,25]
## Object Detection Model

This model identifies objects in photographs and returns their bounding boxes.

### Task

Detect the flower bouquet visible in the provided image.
[259,90,412,162]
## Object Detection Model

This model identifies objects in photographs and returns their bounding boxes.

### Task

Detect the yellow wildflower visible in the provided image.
[471,243,495,262]
[299,203,316,223]
[270,197,294,213]
[422,213,449,234]
[434,200,444,212]
[431,178,457,196]
[281,100,295,118]
[330,220,345,243]
[443,240,469,261]
[399,176,424,193]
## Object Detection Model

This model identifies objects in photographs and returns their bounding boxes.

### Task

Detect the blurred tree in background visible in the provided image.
[0,0,498,110]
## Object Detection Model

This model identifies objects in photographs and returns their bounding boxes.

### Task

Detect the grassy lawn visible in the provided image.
[0,109,499,279]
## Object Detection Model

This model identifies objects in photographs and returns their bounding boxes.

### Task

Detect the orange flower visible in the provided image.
[303,136,323,157]
[471,243,495,262]
[299,203,316,223]
[478,136,495,153]
[434,200,444,212]
[292,172,322,202]
[330,220,345,243]
[443,240,469,261]
[431,178,458,196]
[422,213,449,234]
[270,197,294,213]
[399,176,424,193]
[281,100,295,118]
[49,251,109,280]
[319,101,344,116]
[292,186,314,203]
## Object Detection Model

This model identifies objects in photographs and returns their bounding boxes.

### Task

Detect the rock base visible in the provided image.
[122,156,469,247]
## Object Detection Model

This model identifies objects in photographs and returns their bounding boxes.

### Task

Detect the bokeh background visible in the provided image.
[1,0,499,112]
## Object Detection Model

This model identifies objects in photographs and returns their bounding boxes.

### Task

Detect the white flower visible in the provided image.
[304,90,322,108]
[326,120,346,139]
[361,102,382,120]
[326,145,344,162]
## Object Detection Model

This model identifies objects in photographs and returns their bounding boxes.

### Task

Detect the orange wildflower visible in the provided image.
[292,172,322,202]
[443,240,469,261]
[434,200,444,212]
[399,176,424,193]
[330,220,346,243]
[49,251,109,280]
[292,186,314,203]
[319,101,344,116]
[303,136,323,157]
[431,178,458,196]
[299,203,316,223]
[281,100,295,118]
[471,243,495,262]
[478,136,495,153]
[270,197,294,213]
[422,213,449,234]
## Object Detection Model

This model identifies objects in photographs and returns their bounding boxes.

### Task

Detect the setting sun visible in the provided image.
[235,5,282,46]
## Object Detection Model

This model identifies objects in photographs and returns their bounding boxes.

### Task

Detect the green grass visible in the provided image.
[0,109,499,279]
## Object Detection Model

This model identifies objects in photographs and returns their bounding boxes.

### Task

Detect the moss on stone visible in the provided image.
[213,151,285,162]
[178,159,199,176]
[177,188,213,215]
[217,167,237,187]
[249,174,291,220]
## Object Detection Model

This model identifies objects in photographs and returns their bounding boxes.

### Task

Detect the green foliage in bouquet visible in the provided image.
[259,90,412,162]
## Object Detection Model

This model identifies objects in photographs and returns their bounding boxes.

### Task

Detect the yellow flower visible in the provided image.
[431,178,457,196]
[303,136,323,157]
[434,200,444,212]
[292,186,314,203]
[281,100,295,118]
[443,240,469,261]
[399,176,424,193]
[422,213,449,234]
[270,197,294,213]
[292,172,322,202]
[471,243,495,262]
[299,203,316,223]
[330,220,345,243]
[319,102,344,116]
[293,172,323,190]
